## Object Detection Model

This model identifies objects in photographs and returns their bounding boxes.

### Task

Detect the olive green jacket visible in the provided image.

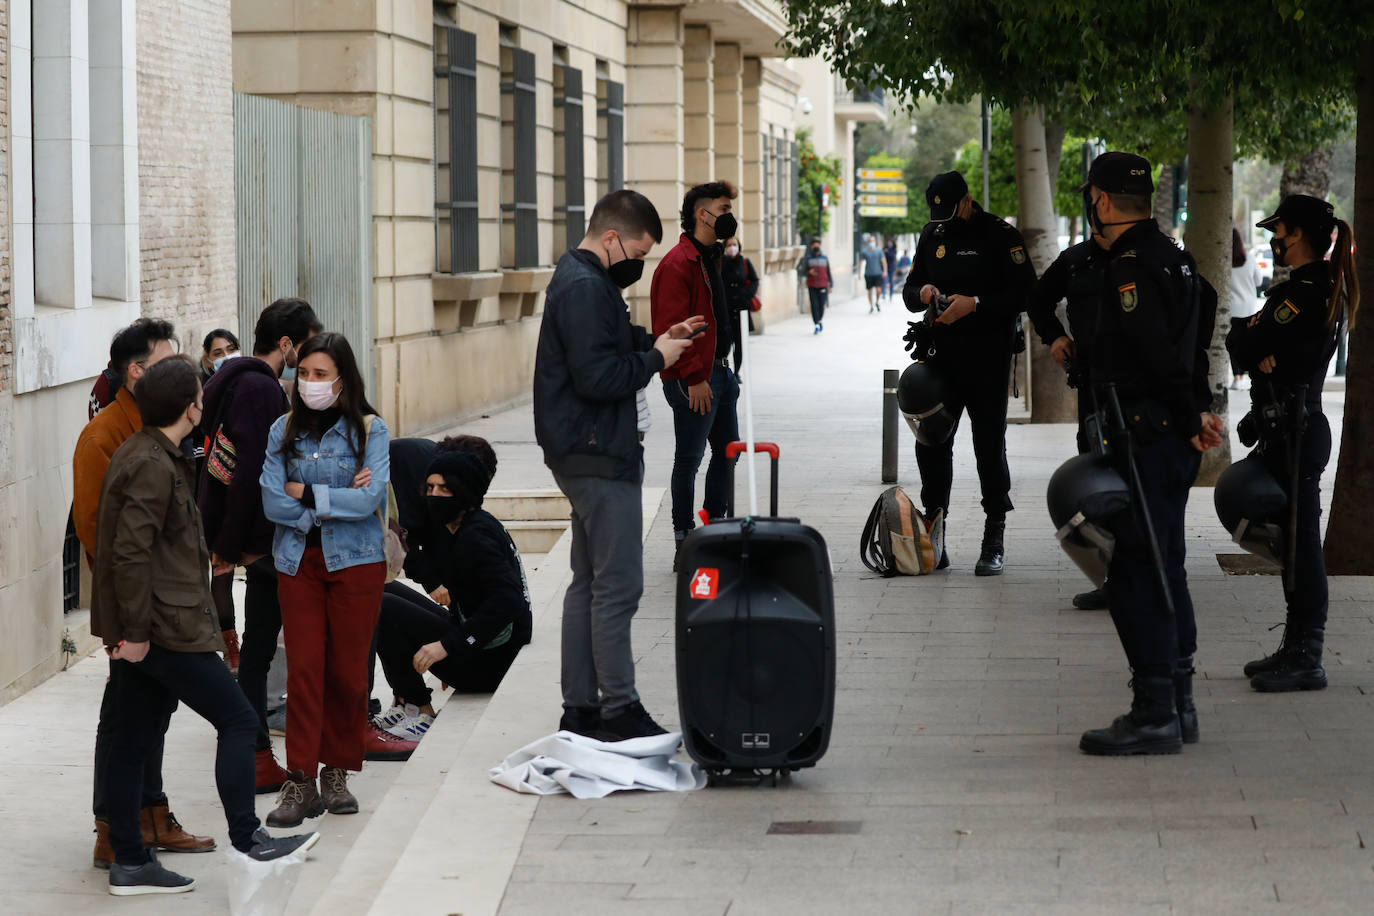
[90,427,223,653]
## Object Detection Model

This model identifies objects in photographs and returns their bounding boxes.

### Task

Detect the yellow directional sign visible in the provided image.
[859,194,908,206]
[857,181,907,194]
[859,205,909,218]
[858,168,903,180]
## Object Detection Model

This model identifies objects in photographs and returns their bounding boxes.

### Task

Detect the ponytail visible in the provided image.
[1329,218,1360,330]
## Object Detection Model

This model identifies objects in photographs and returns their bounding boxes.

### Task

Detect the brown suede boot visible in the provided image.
[319,766,359,815]
[266,770,326,828]
[92,819,114,870]
[142,804,215,853]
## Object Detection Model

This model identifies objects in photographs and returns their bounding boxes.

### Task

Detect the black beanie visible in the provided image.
[427,450,491,509]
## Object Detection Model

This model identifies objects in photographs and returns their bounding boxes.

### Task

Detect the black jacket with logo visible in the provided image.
[1226,261,1337,410]
[535,248,665,482]
[902,203,1036,361]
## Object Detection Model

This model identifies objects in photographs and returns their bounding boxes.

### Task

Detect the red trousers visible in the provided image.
[277,549,385,774]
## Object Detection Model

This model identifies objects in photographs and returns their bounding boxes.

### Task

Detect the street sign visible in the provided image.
[857,181,906,194]
[858,194,908,206]
[859,205,908,218]
[857,168,903,180]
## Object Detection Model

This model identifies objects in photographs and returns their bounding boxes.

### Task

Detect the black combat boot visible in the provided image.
[1079,675,1182,756]
[1242,624,1293,677]
[974,517,1005,576]
[1174,657,1198,744]
[1250,629,1327,692]
[1072,586,1109,610]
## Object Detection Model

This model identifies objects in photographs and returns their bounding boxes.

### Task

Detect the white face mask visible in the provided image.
[297,378,341,411]
[724,245,739,258]
[211,352,240,372]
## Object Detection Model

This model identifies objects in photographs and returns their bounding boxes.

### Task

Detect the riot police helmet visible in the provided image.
[1046,454,1131,588]
[897,360,956,446]
[1214,454,1288,566]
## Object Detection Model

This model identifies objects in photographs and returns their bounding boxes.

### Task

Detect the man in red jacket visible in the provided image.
[650,180,742,569]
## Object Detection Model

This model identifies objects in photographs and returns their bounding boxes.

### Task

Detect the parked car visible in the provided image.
[1250,245,1273,294]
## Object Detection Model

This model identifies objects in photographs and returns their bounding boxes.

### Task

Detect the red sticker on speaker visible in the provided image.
[689,568,719,600]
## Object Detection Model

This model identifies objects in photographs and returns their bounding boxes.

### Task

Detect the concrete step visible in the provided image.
[486,489,570,521]
[505,520,571,555]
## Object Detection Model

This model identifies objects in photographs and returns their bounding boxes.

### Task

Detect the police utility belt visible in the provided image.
[1237,388,1311,448]
[1084,395,1181,455]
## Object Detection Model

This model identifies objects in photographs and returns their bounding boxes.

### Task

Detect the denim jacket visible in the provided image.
[260,413,390,575]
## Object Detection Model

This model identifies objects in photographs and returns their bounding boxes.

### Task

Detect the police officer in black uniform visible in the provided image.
[1028,234,1113,609]
[902,171,1036,575]
[1226,194,1359,692]
[1076,152,1221,756]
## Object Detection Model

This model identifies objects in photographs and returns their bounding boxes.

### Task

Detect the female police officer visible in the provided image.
[1226,195,1359,692]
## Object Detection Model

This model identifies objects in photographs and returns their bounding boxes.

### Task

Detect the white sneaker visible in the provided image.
[385,712,435,741]
[376,703,415,730]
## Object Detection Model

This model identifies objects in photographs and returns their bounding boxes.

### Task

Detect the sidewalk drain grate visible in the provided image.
[767,820,863,835]
[1216,553,1281,576]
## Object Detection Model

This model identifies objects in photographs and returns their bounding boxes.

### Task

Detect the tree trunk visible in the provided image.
[1325,42,1374,574]
[1045,117,1066,210]
[1184,97,1235,485]
[1154,163,1177,236]
[1014,106,1075,422]
[1273,144,1335,284]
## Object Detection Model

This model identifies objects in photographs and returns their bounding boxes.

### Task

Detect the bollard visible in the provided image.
[882,368,899,483]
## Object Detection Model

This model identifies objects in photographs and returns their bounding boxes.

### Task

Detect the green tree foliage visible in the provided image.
[795,126,844,242]
[951,108,1088,222]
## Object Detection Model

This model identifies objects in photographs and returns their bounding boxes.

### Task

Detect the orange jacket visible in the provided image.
[73,386,142,563]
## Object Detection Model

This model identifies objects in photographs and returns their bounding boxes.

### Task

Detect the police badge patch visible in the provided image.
[935,245,946,259]
[1118,282,1138,312]
[1275,299,1300,324]
[1010,246,1026,264]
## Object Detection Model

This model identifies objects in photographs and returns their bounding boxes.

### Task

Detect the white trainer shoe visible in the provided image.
[376,703,416,730]
[385,712,435,741]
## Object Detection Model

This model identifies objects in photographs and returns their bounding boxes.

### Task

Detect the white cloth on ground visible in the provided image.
[489,730,705,799]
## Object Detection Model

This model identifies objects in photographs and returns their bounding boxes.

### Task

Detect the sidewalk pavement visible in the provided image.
[5,288,1372,914]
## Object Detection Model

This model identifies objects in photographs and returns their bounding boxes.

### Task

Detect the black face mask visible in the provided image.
[810,246,821,255]
[704,210,737,241]
[426,495,463,526]
[1084,189,1144,237]
[606,236,644,288]
[1270,235,1289,267]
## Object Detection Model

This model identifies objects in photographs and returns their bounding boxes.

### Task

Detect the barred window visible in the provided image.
[501,45,538,268]
[554,63,586,251]
[434,26,479,274]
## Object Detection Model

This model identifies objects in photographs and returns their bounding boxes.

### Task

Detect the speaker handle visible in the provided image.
[725,442,780,517]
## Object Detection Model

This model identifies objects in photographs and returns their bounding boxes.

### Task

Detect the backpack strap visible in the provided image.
[860,490,895,576]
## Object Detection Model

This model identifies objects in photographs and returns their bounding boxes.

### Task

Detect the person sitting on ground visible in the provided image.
[374,448,533,741]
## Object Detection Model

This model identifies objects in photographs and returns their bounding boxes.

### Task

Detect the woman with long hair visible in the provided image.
[720,236,759,373]
[259,332,390,825]
[1227,228,1263,390]
[1226,195,1360,693]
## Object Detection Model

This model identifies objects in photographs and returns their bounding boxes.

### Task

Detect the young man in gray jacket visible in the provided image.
[533,189,703,741]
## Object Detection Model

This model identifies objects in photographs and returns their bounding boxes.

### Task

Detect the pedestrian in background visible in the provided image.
[260,332,389,827]
[797,236,833,333]
[652,179,741,568]
[859,235,888,313]
[199,328,240,384]
[535,189,701,741]
[1229,227,1263,390]
[93,356,319,896]
[883,235,898,303]
[721,236,759,374]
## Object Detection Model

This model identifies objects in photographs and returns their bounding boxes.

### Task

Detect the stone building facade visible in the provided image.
[0,0,237,702]
[232,0,853,435]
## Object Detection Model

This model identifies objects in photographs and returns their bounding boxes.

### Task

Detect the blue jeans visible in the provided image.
[663,362,741,534]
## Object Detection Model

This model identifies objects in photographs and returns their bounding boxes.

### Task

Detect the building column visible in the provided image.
[740,56,764,261]
[625,5,684,324]
[682,25,713,183]
[712,43,743,197]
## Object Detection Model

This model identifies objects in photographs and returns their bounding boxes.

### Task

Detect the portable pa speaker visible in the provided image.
[675,518,835,772]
